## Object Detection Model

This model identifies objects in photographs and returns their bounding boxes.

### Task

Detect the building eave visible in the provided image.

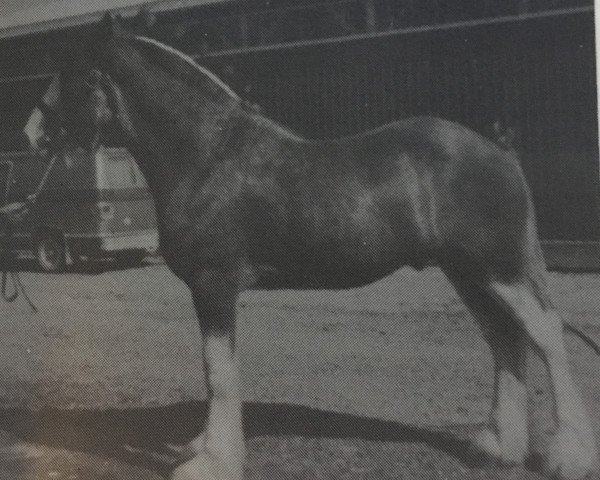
[0,0,224,40]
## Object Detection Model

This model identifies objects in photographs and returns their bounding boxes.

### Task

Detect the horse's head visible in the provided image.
[26,10,244,161]
[24,13,125,153]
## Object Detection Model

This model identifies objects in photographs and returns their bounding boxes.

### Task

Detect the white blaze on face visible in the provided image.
[24,107,46,150]
[23,76,60,151]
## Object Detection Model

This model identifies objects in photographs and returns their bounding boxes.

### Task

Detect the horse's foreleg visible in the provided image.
[171,269,245,480]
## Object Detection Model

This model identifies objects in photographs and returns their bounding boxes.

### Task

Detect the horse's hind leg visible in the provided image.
[171,268,245,480]
[490,275,597,480]
[445,243,598,480]
[443,266,529,466]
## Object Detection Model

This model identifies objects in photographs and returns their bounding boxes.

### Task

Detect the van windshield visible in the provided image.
[96,147,148,189]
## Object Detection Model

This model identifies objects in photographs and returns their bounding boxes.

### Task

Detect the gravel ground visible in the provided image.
[0,260,598,479]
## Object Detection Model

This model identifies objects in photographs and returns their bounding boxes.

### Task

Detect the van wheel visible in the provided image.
[35,232,66,272]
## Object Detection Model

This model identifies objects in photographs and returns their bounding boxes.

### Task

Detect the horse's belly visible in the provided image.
[254,254,423,290]
[298,261,405,289]
[253,229,429,290]
[249,195,432,289]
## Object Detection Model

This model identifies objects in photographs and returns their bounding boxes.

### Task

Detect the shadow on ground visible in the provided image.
[0,402,477,477]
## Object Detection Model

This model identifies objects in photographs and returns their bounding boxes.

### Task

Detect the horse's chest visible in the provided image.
[159,173,248,263]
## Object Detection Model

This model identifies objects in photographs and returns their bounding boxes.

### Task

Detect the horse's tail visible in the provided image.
[522,217,600,356]
[564,323,600,355]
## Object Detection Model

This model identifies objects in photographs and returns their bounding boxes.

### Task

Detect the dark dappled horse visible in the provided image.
[25,14,598,480]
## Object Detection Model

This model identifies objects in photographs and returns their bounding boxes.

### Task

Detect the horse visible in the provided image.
[24,13,598,480]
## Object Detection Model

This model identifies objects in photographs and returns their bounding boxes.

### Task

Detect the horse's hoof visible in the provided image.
[468,428,525,467]
[164,433,206,461]
[170,451,242,480]
[544,426,598,480]
[470,429,502,464]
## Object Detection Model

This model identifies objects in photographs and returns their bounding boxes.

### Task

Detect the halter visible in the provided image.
[2,70,109,311]
[37,69,117,153]
[2,69,112,310]
[0,70,110,312]
[86,69,120,116]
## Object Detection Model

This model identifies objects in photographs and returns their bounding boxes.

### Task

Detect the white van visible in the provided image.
[0,146,158,271]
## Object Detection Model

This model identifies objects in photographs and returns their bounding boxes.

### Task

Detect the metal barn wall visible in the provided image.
[199,10,599,243]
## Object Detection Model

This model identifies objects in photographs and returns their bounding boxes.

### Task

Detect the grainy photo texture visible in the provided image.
[0,1,599,479]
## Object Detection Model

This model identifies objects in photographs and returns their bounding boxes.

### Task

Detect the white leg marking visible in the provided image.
[203,335,244,464]
[470,332,528,465]
[171,335,244,480]
[23,107,45,150]
[493,282,598,479]
[491,337,528,464]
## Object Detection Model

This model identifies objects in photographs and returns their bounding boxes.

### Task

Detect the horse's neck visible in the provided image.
[110,58,243,204]
[107,41,305,216]
[109,42,237,152]
[121,77,239,159]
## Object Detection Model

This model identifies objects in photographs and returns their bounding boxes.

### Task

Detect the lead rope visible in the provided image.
[1,130,66,312]
[2,262,38,312]
[1,218,39,312]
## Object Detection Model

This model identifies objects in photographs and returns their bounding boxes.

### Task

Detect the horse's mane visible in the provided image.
[125,35,304,142]
[130,36,241,102]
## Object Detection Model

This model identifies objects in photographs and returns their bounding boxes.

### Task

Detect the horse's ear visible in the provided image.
[100,11,124,39]
[134,6,157,32]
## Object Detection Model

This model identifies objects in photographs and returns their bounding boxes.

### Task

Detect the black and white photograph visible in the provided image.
[0,1,598,479]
